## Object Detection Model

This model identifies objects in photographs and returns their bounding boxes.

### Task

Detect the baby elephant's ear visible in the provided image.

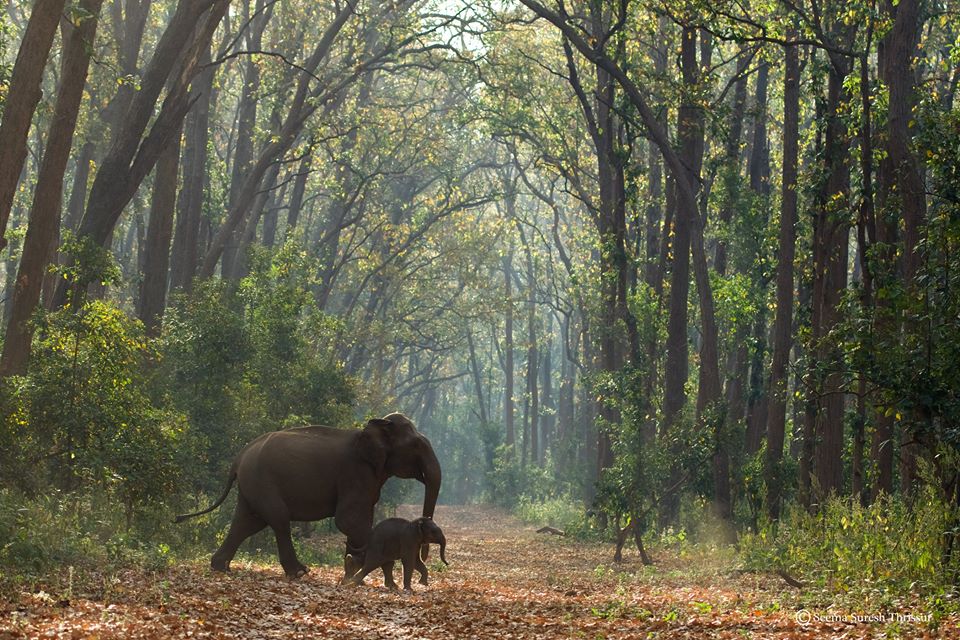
[416,517,430,535]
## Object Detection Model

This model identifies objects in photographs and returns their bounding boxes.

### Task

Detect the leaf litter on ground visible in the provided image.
[1,504,956,639]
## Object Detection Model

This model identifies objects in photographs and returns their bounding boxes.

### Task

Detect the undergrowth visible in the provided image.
[0,488,344,600]
[739,490,960,620]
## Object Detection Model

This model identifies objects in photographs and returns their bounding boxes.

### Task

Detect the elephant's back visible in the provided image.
[237,426,350,520]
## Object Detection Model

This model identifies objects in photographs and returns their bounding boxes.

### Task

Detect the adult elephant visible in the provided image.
[175,413,441,579]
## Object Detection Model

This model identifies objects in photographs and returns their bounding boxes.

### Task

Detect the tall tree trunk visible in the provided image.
[812,60,853,500]
[0,0,104,376]
[557,313,575,466]
[880,0,926,494]
[524,239,539,466]
[743,60,771,456]
[222,0,268,280]
[540,323,554,463]
[658,29,695,526]
[285,152,311,236]
[53,0,231,307]
[137,128,181,334]
[714,50,750,275]
[169,46,214,293]
[231,161,281,280]
[718,50,751,465]
[44,139,95,310]
[0,0,69,250]
[852,33,876,506]
[764,30,799,521]
[503,252,516,450]
[467,329,488,425]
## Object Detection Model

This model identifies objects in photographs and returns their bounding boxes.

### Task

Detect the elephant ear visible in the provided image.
[416,517,428,538]
[356,422,388,474]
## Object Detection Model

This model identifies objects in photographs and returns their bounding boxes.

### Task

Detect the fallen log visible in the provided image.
[536,526,565,536]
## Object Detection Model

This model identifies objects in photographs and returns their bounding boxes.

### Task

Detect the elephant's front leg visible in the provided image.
[342,550,364,584]
[415,556,429,586]
[336,503,373,585]
[401,557,415,592]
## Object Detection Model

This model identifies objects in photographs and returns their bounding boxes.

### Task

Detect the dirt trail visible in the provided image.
[1,505,954,638]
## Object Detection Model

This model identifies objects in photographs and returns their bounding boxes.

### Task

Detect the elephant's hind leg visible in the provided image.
[212,496,266,572]
[380,560,398,590]
[269,519,309,579]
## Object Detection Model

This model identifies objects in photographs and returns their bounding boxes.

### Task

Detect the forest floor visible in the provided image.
[1,504,956,639]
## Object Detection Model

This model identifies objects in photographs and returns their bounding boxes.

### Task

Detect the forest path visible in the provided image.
[1,504,952,639]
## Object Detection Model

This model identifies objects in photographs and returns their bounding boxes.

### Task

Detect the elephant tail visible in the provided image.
[174,469,237,524]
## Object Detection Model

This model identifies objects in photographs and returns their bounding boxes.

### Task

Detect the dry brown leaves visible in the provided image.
[1,505,956,639]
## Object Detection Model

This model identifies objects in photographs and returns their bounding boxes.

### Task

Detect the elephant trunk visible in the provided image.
[438,533,448,565]
[420,446,442,520]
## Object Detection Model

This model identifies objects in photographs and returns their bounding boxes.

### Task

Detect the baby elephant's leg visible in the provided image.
[401,557,415,591]
[415,556,429,586]
[380,560,399,590]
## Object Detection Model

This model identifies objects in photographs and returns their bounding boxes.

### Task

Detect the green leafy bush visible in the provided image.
[739,490,960,606]
[0,300,192,514]
[0,487,211,597]
[158,246,356,493]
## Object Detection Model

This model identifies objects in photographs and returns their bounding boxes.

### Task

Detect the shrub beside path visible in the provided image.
[1,504,955,638]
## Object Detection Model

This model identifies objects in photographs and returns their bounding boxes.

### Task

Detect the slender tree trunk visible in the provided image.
[467,330,488,425]
[540,323,554,463]
[718,51,752,464]
[658,29,694,526]
[232,161,280,280]
[764,31,799,520]
[0,0,104,376]
[169,46,214,293]
[137,128,180,334]
[285,152,311,235]
[853,35,877,506]
[0,0,69,250]
[812,61,853,501]
[881,0,926,494]
[503,253,516,450]
[524,243,539,467]
[714,50,750,275]
[744,60,771,455]
[53,0,230,307]
[44,139,95,310]
[222,0,267,280]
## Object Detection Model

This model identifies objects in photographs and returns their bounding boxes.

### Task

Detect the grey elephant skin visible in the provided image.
[346,516,448,591]
[174,413,442,579]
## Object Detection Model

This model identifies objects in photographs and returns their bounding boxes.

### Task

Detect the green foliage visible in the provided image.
[239,242,354,427]
[155,281,255,488]
[56,233,123,306]
[739,491,960,607]
[158,245,356,491]
[0,487,213,597]
[0,300,190,511]
[487,444,554,508]
[515,496,598,539]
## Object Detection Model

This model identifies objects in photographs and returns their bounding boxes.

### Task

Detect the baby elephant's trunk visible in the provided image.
[438,533,448,565]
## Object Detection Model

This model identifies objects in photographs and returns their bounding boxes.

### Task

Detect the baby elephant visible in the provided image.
[348,517,448,591]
